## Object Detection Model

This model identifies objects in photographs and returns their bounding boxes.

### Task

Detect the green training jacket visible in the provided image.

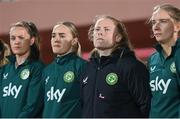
[148,39,180,118]
[42,52,87,118]
[0,55,44,118]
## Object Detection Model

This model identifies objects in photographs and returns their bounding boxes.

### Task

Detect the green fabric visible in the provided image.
[175,39,180,117]
[0,55,44,118]
[42,53,87,118]
[148,39,180,118]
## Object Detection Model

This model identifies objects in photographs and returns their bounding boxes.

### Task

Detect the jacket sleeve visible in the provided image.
[78,62,88,108]
[18,63,44,118]
[127,61,152,117]
[0,67,3,117]
[175,49,180,117]
[0,66,5,117]
[175,50,180,86]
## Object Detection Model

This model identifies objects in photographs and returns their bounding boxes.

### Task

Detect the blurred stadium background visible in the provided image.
[0,0,179,64]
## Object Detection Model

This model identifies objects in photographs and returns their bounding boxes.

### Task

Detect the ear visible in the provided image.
[177,22,180,31]
[71,37,78,45]
[115,34,122,43]
[30,37,35,46]
[174,21,180,32]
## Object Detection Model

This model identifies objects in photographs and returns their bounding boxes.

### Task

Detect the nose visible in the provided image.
[13,38,20,44]
[153,21,160,29]
[152,22,161,31]
[97,29,103,36]
[52,36,59,41]
[52,36,61,44]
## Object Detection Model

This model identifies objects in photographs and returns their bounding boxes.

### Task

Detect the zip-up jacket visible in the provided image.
[80,47,151,118]
[42,52,87,118]
[175,39,180,117]
[0,55,44,118]
[148,38,180,118]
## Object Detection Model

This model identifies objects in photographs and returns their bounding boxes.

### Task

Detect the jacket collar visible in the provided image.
[154,38,180,57]
[55,52,76,65]
[90,47,135,66]
[7,55,31,66]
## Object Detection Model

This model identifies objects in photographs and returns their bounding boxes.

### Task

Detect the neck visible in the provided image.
[15,51,30,67]
[57,48,73,57]
[161,37,177,57]
[97,48,113,57]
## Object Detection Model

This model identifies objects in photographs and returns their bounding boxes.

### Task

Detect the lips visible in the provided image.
[53,44,61,47]
[154,33,162,37]
[97,38,104,41]
[13,46,21,49]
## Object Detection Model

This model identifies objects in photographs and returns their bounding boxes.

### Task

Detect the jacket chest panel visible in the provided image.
[149,58,178,95]
[82,65,129,102]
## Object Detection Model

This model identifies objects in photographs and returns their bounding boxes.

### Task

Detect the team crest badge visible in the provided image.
[63,71,74,83]
[170,62,176,73]
[20,69,30,80]
[106,73,118,85]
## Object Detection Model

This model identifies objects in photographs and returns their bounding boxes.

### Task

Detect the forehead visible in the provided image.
[152,9,171,20]
[52,24,71,33]
[10,26,29,36]
[95,18,115,27]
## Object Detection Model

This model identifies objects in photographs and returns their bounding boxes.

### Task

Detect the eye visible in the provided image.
[94,28,100,32]
[18,36,25,40]
[151,20,156,25]
[105,28,110,32]
[159,19,169,23]
[10,36,15,41]
[59,35,65,38]
[151,19,170,26]
[51,34,55,38]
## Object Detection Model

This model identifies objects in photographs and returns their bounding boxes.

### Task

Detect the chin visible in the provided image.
[12,51,20,55]
[156,38,164,43]
[95,45,103,48]
[53,51,60,54]
[96,47,106,50]
[53,50,65,55]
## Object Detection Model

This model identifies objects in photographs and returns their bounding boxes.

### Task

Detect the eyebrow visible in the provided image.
[95,26,112,28]
[52,33,65,35]
[151,18,171,21]
[10,35,25,38]
[155,18,169,20]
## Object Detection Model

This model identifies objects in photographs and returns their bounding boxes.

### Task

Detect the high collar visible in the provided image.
[90,47,135,65]
[154,38,180,57]
[55,52,76,65]
[7,55,31,66]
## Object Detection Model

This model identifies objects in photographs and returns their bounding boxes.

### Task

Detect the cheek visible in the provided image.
[92,40,96,46]
[61,40,71,48]
[109,35,116,44]
[24,40,31,47]
[22,43,31,51]
[66,41,72,48]
[164,25,174,35]
[152,26,156,33]
[113,37,117,43]
[10,41,13,46]
[92,39,98,45]
[51,39,53,46]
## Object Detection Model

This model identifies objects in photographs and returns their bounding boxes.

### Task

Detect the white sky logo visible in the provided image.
[3,83,22,99]
[150,76,171,94]
[47,87,66,103]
